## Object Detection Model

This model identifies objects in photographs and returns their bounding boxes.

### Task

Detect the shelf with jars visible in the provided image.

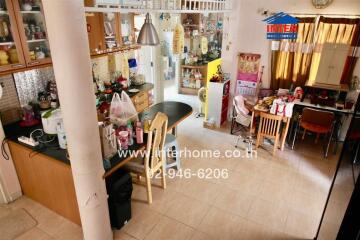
[0,0,52,75]
[0,0,27,72]
[85,0,139,57]
[13,0,51,66]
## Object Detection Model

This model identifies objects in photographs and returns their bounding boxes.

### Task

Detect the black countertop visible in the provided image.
[4,101,193,176]
[126,83,154,98]
[3,122,70,165]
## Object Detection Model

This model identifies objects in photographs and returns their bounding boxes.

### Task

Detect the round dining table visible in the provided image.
[104,101,193,178]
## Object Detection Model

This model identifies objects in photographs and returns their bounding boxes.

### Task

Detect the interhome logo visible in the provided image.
[263,12,299,40]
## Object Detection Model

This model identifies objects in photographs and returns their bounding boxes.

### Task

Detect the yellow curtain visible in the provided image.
[271,18,315,89]
[308,18,357,85]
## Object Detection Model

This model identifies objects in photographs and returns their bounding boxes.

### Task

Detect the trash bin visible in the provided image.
[106,169,133,229]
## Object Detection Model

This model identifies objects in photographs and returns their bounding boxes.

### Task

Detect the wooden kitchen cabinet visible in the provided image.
[132,91,149,113]
[8,141,81,225]
[85,5,137,56]
[0,0,26,72]
[12,0,51,66]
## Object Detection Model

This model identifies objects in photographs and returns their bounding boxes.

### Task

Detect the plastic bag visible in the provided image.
[270,99,294,117]
[109,91,138,126]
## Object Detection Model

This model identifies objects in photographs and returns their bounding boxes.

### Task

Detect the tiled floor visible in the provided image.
[0,84,347,239]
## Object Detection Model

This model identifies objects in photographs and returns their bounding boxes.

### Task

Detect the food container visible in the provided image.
[41,109,62,135]
[118,131,129,150]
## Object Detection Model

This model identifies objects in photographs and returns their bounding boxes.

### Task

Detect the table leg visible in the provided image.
[172,126,177,136]
[250,111,255,135]
[281,118,290,151]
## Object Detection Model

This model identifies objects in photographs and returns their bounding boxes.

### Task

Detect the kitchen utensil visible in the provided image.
[41,109,62,135]
[128,88,139,93]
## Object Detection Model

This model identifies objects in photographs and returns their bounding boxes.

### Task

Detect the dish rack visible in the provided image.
[93,0,231,11]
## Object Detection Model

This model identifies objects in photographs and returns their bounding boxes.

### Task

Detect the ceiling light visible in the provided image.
[137,13,160,46]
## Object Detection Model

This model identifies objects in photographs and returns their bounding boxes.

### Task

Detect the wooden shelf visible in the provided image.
[0,41,14,46]
[90,44,140,58]
[181,64,207,69]
[179,87,200,95]
[21,10,41,14]
[27,38,47,43]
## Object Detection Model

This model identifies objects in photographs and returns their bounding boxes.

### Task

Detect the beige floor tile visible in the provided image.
[197,207,243,240]
[247,198,289,232]
[317,219,340,240]
[9,197,43,217]
[213,187,255,218]
[131,185,178,214]
[257,180,293,204]
[178,178,223,204]
[52,221,83,240]
[113,230,139,240]
[286,189,325,220]
[144,216,194,240]
[122,202,162,240]
[237,220,280,240]
[34,207,71,237]
[233,158,268,178]
[190,231,215,240]
[164,192,210,228]
[0,204,12,218]
[284,209,319,239]
[219,170,263,196]
[15,227,54,240]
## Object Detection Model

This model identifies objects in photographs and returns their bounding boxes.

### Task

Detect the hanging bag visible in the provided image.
[109,92,138,126]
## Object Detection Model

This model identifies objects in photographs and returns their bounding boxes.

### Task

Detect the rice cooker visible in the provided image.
[41,109,62,135]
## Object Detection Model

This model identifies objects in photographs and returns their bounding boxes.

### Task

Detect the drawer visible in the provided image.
[134,98,149,112]
[133,91,148,103]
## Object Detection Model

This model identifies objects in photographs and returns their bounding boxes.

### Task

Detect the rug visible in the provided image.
[0,208,37,240]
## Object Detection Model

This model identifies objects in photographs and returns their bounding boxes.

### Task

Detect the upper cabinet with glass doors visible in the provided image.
[12,0,51,66]
[0,0,26,72]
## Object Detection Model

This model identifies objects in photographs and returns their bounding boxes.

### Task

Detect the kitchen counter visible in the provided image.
[3,122,70,165]
[126,83,154,98]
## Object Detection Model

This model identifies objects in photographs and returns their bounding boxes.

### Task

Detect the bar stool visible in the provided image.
[164,134,181,170]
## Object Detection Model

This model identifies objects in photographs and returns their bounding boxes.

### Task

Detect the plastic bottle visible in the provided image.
[127,120,133,146]
[136,126,143,144]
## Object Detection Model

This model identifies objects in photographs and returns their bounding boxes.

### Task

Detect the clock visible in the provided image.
[312,0,334,9]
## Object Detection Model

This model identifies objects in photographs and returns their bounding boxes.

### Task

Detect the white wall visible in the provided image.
[222,0,360,90]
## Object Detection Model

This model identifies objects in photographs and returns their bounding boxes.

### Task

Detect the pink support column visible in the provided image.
[41,1,112,239]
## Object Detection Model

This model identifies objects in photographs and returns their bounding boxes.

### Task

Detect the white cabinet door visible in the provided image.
[315,43,349,86]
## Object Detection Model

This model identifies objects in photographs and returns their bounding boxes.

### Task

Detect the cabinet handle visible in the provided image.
[11,64,24,68]
[28,61,40,65]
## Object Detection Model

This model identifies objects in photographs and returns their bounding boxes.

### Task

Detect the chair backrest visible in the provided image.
[258,112,283,138]
[145,112,168,171]
[301,108,334,127]
[233,95,249,116]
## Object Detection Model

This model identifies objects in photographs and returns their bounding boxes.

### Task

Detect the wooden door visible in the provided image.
[12,0,52,67]
[0,0,26,72]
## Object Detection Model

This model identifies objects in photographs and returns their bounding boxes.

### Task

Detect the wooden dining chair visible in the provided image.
[256,112,283,155]
[123,112,168,204]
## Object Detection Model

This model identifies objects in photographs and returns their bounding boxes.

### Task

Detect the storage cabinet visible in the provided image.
[12,0,51,66]
[85,0,137,56]
[179,64,207,95]
[207,79,230,127]
[0,0,51,74]
[8,141,81,225]
[314,43,349,87]
[131,91,149,113]
[0,0,26,72]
